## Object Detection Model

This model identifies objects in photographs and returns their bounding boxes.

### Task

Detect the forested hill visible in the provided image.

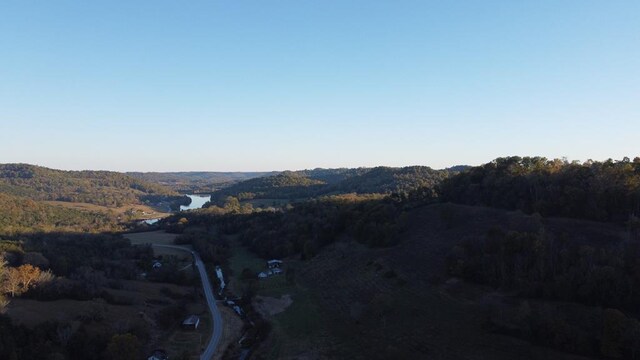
[127,171,277,193]
[210,166,455,203]
[440,156,640,222]
[0,164,179,207]
[0,193,120,235]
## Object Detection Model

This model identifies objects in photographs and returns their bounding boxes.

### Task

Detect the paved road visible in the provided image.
[153,244,223,360]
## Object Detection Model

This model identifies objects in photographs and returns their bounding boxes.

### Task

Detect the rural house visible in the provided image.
[181,315,200,330]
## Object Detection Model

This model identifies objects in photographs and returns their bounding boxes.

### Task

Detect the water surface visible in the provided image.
[180,194,211,211]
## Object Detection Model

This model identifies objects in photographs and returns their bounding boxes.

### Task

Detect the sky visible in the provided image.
[1,1,638,172]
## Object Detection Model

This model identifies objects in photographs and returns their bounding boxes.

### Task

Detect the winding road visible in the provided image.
[153,244,223,360]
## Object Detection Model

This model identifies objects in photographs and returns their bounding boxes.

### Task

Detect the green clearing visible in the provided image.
[228,239,265,277]
[227,237,326,358]
[227,239,294,297]
[272,289,323,338]
[124,231,192,256]
[124,230,178,245]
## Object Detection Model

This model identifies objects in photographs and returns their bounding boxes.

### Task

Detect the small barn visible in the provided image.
[182,315,200,330]
[148,349,169,360]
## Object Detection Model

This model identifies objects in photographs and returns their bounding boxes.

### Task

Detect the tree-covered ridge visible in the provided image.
[0,193,121,235]
[0,164,179,207]
[325,166,451,194]
[211,166,454,203]
[210,171,327,202]
[440,156,640,222]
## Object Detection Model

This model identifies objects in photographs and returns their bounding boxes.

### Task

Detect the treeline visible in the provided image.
[210,166,453,204]
[0,193,123,236]
[0,163,179,207]
[1,233,150,296]
[167,194,406,260]
[440,156,640,222]
[448,225,640,310]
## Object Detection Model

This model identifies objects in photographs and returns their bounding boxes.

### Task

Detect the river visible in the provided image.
[141,194,211,224]
[180,194,212,211]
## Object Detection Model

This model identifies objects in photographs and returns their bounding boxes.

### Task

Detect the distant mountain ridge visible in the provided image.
[0,163,179,207]
[127,171,278,193]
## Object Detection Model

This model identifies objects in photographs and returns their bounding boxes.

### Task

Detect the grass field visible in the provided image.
[124,231,194,264]
[227,239,294,297]
[226,237,326,359]
[123,230,179,245]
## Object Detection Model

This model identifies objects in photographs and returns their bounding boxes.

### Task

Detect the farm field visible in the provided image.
[123,230,179,245]
[123,232,196,278]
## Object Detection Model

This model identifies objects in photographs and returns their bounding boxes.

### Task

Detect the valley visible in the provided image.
[1,157,640,359]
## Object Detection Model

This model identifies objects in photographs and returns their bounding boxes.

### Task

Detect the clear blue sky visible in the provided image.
[1,1,638,171]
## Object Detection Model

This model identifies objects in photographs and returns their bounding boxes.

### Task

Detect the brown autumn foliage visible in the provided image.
[1,263,50,297]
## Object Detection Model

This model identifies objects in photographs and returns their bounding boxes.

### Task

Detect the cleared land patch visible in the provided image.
[254,295,293,316]
[124,230,179,246]
[44,201,171,219]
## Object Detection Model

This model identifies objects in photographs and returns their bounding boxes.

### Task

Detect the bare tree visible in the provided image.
[5,267,23,297]
[4,264,43,297]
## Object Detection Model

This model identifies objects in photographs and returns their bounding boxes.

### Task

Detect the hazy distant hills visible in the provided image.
[0,164,180,207]
[127,171,277,193]
[209,166,466,203]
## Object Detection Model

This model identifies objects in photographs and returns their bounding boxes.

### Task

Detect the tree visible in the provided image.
[224,196,241,213]
[2,264,43,297]
[4,267,22,297]
[0,256,7,312]
[105,333,141,360]
[601,308,626,358]
[0,255,6,288]
[17,264,41,290]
